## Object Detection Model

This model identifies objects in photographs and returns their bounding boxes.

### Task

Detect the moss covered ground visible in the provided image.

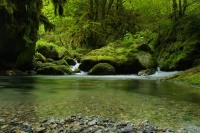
[167,66,200,87]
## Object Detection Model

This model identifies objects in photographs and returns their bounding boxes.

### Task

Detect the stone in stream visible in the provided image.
[1,125,8,129]
[0,119,5,123]
[88,119,98,126]
[35,127,46,132]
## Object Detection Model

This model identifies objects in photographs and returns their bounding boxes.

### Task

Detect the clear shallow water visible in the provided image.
[0,75,200,131]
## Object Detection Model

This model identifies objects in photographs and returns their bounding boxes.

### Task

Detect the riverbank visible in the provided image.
[0,115,175,133]
[165,66,200,88]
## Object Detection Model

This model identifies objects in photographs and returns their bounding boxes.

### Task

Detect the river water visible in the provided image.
[0,74,200,132]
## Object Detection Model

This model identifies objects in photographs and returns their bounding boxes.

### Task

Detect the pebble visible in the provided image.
[0,116,175,133]
[35,127,46,132]
[1,125,8,129]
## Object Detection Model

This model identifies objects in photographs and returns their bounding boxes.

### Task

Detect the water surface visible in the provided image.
[0,75,200,131]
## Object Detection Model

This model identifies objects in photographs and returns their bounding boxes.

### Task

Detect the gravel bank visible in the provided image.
[0,115,177,133]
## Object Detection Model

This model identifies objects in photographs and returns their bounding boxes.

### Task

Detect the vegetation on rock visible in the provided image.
[88,63,115,75]
[37,64,72,75]
[79,31,157,74]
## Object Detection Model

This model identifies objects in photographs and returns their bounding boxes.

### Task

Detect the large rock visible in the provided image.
[36,44,59,60]
[88,63,115,75]
[79,42,157,74]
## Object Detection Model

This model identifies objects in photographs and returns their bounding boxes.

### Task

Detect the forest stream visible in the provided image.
[0,75,200,132]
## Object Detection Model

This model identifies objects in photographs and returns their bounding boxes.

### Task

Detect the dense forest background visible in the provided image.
[39,0,200,49]
[1,0,200,76]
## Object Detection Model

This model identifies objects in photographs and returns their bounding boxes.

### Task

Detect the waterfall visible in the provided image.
[70,60,80,71]
[157,67,161,72]
[70,59,88,75]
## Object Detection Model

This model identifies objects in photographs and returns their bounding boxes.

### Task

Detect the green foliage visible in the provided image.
[40,14,55,32]
[0,0,16,15]
[122,30,157,46]
[39,0,140,50]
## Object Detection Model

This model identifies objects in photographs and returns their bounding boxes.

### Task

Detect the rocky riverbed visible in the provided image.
[0,115,176,133]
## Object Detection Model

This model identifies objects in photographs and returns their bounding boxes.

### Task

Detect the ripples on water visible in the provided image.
[0,74,200,132]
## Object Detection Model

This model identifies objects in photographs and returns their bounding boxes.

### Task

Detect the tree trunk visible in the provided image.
[172,0,178,21]
[107,0,114,15]
[94,0,99,21]
[88,0,94,20]
[183,0,187,16]
[0,0,42,69]
[179,0,182,18]
[101,0,107,20]
[116,0,123,10]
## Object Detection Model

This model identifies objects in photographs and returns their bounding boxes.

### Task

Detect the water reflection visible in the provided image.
[0,75,200,131]
[0,76,38,125]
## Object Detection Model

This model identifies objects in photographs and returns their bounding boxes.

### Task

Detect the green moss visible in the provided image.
[55,59,69,66]
[37,64,73,75]
[64,57,76,65]
[137,51,157,68]
[79,41,156,74]
[34,52,47,63]
[36,38,72,60]
[88,63,115,75]
[168,66,200,86]
[15,44,35,69]
[0,0,42,69]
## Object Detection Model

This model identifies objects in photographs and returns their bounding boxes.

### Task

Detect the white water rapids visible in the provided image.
[70,61,179,78]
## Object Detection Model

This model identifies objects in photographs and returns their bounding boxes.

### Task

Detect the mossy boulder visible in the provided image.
[79,42,157,74]
[36,39,72,60]
[36,44,59,60]
[88,63,115,75]
[63,57,76,65]
[37,64,73,75]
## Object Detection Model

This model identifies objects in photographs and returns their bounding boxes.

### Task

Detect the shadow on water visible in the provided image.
[122,79,200,105]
